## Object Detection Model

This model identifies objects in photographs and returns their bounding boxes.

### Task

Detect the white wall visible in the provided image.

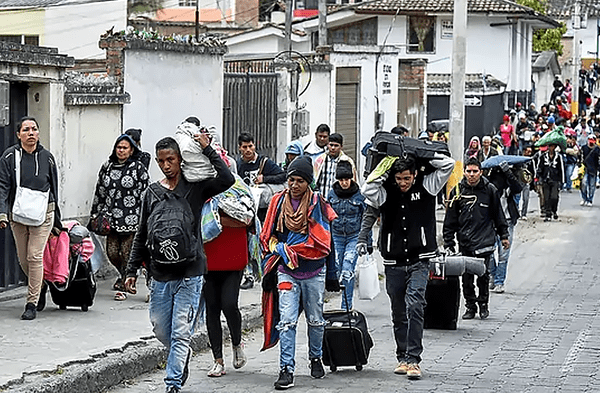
[579,17,600,63]
[123,49,224,180]
[330,48,398,178]
[374,14,532,90]
[63,105,122,219]
[297,67,332,149]
[45,0,127,60]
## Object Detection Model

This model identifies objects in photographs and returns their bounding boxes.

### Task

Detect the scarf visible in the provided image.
[276,189,312,235]
[332,181,359,199]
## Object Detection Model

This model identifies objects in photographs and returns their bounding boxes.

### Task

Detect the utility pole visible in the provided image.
[447,0,467,193]
[318,0,327,48]
[572,0,581,117]
[285,0,293,56]
[195,0,200,43]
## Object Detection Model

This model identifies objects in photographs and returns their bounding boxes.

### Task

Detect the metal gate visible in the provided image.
[335,67,360,163]
[0,81,26,291]
[222,71,278,161]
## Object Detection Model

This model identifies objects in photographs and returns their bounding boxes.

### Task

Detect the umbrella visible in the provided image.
[481,155,532,169]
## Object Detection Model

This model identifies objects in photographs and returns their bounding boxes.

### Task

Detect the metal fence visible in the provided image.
[222,71,278,161]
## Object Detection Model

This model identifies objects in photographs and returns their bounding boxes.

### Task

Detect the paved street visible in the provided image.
[106,190,600,393]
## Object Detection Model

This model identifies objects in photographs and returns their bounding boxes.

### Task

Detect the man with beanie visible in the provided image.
[260,155,340,390]
[357,152,455,379]
[327,160,366,310]
[314,133,357,199]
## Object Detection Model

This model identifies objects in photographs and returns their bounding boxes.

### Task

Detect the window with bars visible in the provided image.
[0,35,39,45]
[178,0,197,6]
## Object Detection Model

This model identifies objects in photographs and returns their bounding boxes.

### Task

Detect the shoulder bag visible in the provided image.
[12,149,50,226]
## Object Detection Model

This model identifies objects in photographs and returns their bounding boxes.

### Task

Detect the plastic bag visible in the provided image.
[174,121,217,182]
[358,255,380,300]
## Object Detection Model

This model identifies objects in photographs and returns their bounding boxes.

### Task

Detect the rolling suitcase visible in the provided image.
[423,275,460,330]
[322,287,373,372]
[49,254,97,312]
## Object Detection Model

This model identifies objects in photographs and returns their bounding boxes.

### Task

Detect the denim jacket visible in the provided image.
[328,183,366,236]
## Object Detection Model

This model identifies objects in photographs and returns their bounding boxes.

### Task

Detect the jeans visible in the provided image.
[581,171,597,204]
[203,270,243,360]
[521,187,530,217]
[277,268,326,372]
[333,232,359,310]
[489,223,514,286]
[384,262,429,364]
[11,208,54,305]
[462,255,491,310]
[149,276,203,390]
[564,163,576,190]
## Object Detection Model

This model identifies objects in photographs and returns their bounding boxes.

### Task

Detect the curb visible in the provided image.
[3,303,263,393]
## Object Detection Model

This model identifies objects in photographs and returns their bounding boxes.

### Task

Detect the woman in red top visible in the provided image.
[500,115,517,155]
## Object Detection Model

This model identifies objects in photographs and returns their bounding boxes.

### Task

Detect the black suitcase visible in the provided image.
[49,255,97,312]
[423,276,460,330]
[364,132,451,178]
[322,289,373,372]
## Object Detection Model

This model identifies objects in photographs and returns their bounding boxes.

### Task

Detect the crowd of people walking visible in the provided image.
[3,79,600,392]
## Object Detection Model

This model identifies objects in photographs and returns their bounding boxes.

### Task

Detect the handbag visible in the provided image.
[12,149,49,226]
[252,157,285,208]
[358,255,380,300]
[88,212,111,236]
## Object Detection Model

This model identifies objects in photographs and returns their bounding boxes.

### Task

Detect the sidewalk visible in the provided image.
[0,275,264,393]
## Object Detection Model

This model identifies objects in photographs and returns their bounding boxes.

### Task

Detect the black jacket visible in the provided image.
[443,176,509,257]
[0,142,61,228]
[536,150,565,184]
[237,154,286,185]
[126,145,235,281]
[487,167,524,226]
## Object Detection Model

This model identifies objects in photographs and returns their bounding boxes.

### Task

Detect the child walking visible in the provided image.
[327,161,366,310]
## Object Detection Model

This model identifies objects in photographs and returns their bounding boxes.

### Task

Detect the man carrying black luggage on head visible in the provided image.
[443,157,509,321]
[357,151,454,379]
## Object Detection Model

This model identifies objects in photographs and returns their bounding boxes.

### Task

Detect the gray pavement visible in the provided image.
[2,190,600,392]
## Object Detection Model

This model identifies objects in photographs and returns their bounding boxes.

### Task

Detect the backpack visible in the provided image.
[146,183,198,267]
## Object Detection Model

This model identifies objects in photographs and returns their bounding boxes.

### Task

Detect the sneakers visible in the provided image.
[479,304,489,319]
[394,361,408,375]
[494,284,505,293]
[580,200,586,206]
[521,215,528,221]
[406,363,422,379]
[462,308,476,320]
[232,344,247,369]
[240,276,254,290]
[165,386,181,393]
[587,202,593,207]
[21,302,36,320]
[489,281,496,290]
[553,213,558,220]
[274,367,294,390]
[207,361,226,377]
[310,358,325,379]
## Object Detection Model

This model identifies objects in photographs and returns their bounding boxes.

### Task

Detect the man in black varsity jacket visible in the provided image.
[357,152,454,380]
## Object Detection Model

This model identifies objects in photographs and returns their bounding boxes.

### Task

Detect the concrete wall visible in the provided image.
[375,14,530,91]
[123,49,224,180]
[0,9,45,43]
[297,66,333,150]
[330,47,398,178]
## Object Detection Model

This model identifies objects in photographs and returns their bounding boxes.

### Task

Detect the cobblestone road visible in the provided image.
[107,192,600,393]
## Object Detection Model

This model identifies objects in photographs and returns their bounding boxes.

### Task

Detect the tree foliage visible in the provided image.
[515,0,565,55]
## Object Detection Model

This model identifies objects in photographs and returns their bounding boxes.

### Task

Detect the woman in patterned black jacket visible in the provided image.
[90,134,149,299]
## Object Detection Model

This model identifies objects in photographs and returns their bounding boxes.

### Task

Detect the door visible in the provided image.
[335,67,360,163]
[0,81,27,291]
